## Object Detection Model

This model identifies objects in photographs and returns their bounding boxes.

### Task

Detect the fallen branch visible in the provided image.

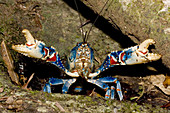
[1,40,19,84]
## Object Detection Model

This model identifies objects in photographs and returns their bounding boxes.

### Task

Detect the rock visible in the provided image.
[37,107,48,112]
[6,96,14,104]
[82,0,170,69]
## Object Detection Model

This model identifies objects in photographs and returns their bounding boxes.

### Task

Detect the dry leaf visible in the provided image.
[55,101,65,112]
[150,74,170,95]
[0,105,3,108]
[0,96,8,101]
[8,105,13,109]
[8,104,22,111]
[161,102,170,108]
[16,100,23,105]
[163,75,170,88]
[1,40,19,84]
[6,96,14,104]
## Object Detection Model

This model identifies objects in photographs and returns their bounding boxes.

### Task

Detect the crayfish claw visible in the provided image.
[22,29,36,45]
[133,39,161,64]
[138,39,155,51]
[12,29,45,59]
[146,53,161,61]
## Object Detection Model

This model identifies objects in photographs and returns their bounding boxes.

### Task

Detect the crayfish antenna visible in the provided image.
[74,0,110,43]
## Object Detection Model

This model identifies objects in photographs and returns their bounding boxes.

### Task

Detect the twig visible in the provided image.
[22,73,34,90]
[0,96,9,101]
[55,101,65,112]
[136,84,145,101]
[89,88,96,96]
[154,98,169,103]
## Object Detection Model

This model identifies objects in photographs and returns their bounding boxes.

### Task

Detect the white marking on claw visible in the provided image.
[138,39,155,52]
[147,53,161,61]
[137,39,161,61]
[22,29,35,45]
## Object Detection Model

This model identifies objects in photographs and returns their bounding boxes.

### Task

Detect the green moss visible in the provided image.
[59,37,66,42]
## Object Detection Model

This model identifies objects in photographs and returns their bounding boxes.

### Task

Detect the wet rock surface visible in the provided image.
[82,0,170,69]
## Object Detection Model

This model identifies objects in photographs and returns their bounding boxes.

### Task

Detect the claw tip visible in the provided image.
[22,29,29,33]
[12,45,15,50]
[22,29,35,45]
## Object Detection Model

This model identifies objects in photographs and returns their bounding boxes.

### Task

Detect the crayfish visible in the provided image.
[12,29,161,100]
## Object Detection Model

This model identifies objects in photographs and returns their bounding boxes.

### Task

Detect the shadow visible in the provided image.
[63,0,170,76]
[14,55,65,90]
[63,0,136,48]
[99,59,169,77]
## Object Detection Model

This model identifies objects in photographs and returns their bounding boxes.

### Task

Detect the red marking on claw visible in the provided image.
[138,50,148,55]
[120,52,125,63]
[110,56,119,65]
[47,53,57,62]
[26,44,35,46]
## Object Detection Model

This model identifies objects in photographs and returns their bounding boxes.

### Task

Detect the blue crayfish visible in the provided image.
[12,29,161,100]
